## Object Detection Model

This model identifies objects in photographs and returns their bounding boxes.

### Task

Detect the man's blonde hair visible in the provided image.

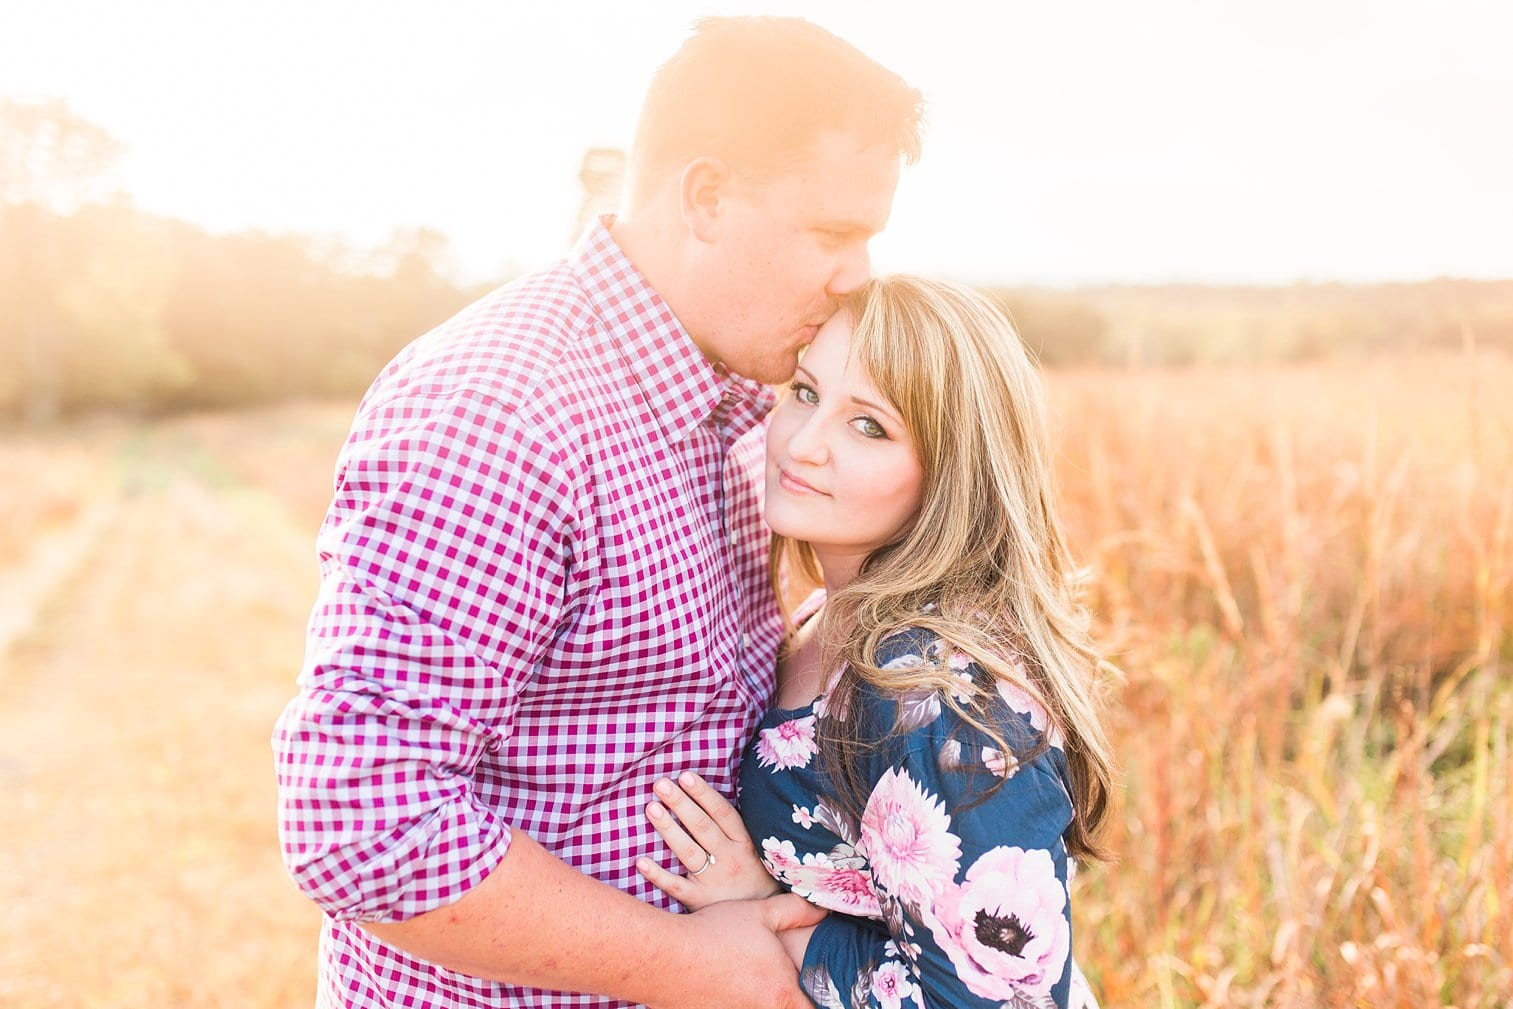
[627,16,923,202]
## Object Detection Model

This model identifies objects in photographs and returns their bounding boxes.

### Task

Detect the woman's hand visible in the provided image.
[636,772,782,910]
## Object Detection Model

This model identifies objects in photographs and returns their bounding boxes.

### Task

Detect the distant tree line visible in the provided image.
[0,201,483,422]
[0,97,488,424]
[988,280,1513,368]
[7,199,1509,424]
[4,99,1511,423]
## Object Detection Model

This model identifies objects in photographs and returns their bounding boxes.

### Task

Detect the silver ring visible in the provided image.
[689,851,717,877]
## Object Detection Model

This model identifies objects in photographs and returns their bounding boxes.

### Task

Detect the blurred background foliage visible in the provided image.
[5,98,1512,425]
[0,98,491,423]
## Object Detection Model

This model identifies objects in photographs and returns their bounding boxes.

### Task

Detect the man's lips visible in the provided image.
[778,468,827,496]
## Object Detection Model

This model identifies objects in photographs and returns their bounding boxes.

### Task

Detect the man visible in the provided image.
[273,16,922,1009]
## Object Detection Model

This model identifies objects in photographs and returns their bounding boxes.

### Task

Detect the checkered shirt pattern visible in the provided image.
[272,219,784,1009]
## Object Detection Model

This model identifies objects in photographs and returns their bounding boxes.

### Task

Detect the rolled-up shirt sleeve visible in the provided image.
[273,386,578,923]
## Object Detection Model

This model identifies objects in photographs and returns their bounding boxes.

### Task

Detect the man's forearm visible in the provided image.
[360,829,820,1009]
[362,831,685,998]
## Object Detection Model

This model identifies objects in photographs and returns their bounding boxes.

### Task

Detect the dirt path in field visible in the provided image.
[0,407,350,1008]
[0,496,115,660]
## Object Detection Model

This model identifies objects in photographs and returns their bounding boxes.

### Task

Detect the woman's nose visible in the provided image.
[784,415,829,464]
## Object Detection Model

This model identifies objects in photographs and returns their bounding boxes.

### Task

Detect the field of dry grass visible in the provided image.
[0,403,349,1008]
[1052,352,1512,1007]
[0,352,1508,1008]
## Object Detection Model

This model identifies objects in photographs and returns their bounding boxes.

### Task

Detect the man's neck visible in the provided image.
[610,209,708,361]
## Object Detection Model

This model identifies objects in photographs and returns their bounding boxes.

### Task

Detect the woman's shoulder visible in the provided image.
[858,623,1065,754]
[848,625,1075,845]
[867,621,962,676]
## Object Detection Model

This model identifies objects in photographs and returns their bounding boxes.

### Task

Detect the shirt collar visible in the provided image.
[569,216,775,444]
[707,362,777,442]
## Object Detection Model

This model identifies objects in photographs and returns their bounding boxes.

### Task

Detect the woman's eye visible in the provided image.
[793,383,819,405]
[851,416,888,439]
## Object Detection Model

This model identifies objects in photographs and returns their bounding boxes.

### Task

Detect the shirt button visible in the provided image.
[728,529,738,547]
[741,633,752,650]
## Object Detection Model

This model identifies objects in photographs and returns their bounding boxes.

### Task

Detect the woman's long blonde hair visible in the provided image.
[771,275,1117,863]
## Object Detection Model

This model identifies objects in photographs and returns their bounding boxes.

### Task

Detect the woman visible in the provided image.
[635,276,1116,1009]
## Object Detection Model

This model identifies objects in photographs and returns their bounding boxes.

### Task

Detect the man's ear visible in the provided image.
[679,156,731,243]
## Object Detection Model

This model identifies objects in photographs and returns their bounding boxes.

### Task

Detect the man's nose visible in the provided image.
[826,242,872,298]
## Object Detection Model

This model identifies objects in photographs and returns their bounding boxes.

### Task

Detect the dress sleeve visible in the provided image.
[799,643,1079,1009]
[271,387,580,923]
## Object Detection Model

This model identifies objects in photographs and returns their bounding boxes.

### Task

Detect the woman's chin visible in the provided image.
[767,521,809,542]
[762,501,805,541]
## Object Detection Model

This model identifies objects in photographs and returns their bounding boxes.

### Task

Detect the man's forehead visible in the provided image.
[784,133,901,220]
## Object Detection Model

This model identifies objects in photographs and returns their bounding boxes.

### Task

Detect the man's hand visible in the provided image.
[658,894,827,1009]
[777,921,821,970]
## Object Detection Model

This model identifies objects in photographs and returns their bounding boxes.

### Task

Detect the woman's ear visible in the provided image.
[679,156,731,243]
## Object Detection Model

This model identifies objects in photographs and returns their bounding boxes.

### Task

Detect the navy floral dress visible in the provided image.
[737,620,1096,1009]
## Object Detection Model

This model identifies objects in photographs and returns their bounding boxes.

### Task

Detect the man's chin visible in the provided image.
[725,357,798,387]
[761,361,803,387]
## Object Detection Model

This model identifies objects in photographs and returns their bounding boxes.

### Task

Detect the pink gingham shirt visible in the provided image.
[273,219,784,1009]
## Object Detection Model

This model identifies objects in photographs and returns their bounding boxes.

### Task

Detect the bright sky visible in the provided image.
[4,0,1511,286]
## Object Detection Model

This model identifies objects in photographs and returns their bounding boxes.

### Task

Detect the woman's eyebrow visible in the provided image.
[850,395,903,425]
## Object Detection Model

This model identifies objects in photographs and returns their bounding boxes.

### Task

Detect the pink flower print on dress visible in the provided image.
[761,837,801,877]
[881,645,929,672]
[926,846,1070,1000]
[884,937,923,964]
[792,804,817,829]
[937,738,966,773]
[755,714,819,770]
[814,681,852,722]
[941,647,978,702]
[893,688,943,734]
[859,767,962,906]
[995,678,1064,748]
[784,849,882,917]
[870,961,917,1009]
[813,864,882,917]
[801,965,843,1009]
[812,665,845,721]
[812,797,861,846]
[949,670,975,703]
[812,691,830,719]
[982,746,1020,779]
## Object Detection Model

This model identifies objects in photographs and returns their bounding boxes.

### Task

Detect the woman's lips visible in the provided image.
[778,468,827,496]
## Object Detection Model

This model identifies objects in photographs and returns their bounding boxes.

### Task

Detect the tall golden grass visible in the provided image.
[1054,352,1512,1007]
[0,351,1507,1007]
